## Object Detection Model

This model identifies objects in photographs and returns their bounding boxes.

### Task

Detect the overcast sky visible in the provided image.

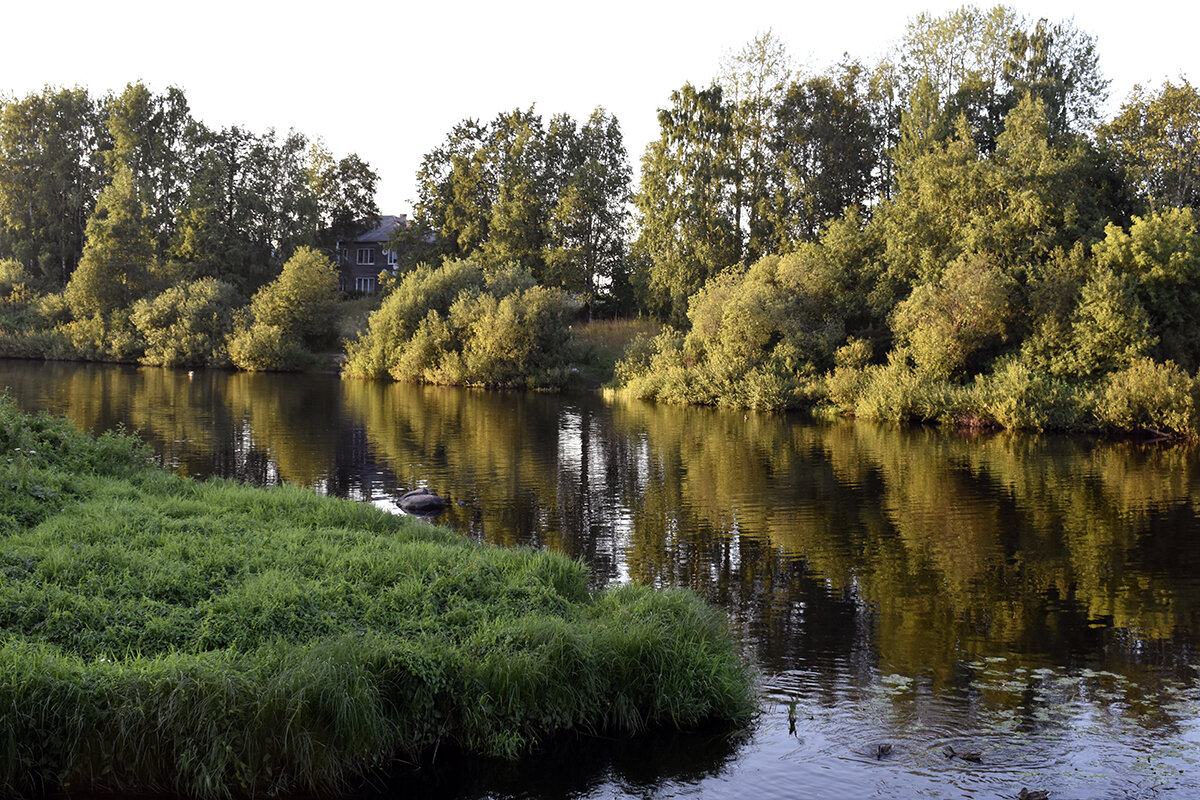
[3,0,1197,215]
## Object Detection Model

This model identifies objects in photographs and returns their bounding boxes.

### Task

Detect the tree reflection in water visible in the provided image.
[5,360,1199,799]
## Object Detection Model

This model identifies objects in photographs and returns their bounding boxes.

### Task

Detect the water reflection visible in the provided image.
[4,359,1200,799]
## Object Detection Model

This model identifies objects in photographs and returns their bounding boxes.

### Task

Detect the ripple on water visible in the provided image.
[754,665,1200,800]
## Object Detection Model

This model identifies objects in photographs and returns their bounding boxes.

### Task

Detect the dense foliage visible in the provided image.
[405,108,631,316]
[0,82,377,370]
[227,246,342,371]
[343,259,582,388]
[0,398,754,797]
[611,8,1200,436]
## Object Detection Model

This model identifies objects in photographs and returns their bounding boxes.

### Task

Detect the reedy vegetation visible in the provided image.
[0,397,754,797]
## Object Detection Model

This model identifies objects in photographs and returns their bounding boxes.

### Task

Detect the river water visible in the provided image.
[4,360,1199,800]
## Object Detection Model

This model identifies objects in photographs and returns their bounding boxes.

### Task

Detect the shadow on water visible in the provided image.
[6,360,1200,799]
[347,721,746,800]
[48,724,746,800]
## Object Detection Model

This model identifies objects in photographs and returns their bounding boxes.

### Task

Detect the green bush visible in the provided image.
[850,353,959,423]
[228,247,339,371]
[226,321,316,372]
[888,253,1015,379]
[344,260,581,388]
[131,277,239,367]
[614,329,691,403]
[971,357,1087,431]
[343,259,486,379]
[1092,357,1197,435]
[0,258,28,297]
[823,338,875,413]
[56,311,143,362]
[614,247,857,411]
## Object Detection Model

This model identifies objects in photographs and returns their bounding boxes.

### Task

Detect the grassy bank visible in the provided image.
[0,398,754,798]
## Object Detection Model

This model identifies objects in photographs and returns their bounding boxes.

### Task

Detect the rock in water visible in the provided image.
[398,488,448,515]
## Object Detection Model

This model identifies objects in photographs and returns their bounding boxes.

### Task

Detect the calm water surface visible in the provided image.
[5,360,1200,799]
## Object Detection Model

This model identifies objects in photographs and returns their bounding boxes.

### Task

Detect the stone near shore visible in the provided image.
[398,488,448,515]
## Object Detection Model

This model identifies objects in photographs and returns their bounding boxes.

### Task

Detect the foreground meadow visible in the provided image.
[0,398,753,798]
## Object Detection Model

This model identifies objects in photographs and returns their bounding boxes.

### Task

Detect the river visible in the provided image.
[4,359,1199,799]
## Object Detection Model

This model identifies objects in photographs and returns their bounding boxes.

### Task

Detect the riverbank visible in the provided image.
[0,398,754,799]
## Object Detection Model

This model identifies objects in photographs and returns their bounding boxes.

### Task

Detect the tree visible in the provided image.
[414,118,492,258]
[307,138,379,247]
[543,109,631,313]
[896,5,1018,120]
[0,86,106,287]
[631,83,739,321]
[719,31,793,260]
[170,125,272,289]
[480,108,549,273]
[1098,80,1200,211]
[411,107,632,299]
[893,6,1108,153]
[879,95,1120,292]
[64,164,153,318]
[769,61,884,245]
[411,109,552,273]
[169,126,377,294]
[1004,17,1108,139]
[105,82,200,259]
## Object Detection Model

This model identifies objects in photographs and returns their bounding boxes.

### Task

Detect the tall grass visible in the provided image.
[572,317,663,387]
[0,397,754,798]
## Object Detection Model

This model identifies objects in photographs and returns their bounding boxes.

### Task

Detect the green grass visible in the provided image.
[336,293,385,343]
[571,317,662,387]
[0,397,754,798]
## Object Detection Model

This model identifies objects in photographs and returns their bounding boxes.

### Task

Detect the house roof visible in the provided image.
[349,214,408,244]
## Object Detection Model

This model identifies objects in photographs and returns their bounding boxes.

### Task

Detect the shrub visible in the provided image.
[226,321,316,372]
[822,338,875,413]
[0,259,28,297]
[1092,357,1197,435]
[344,260,581,388]
[852,353,957,423]
[131,277,239,367]
[889,253,1015,379]
[228,248,339,371]
[971,357,1087,431]
[56,311,143,362]
[343,259,485,379]
[614,235,874,411]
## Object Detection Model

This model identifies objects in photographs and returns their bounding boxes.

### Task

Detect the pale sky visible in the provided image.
[2,0,1197,215]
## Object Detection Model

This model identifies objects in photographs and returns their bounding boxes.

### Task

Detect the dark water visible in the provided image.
[5,360,1200,800]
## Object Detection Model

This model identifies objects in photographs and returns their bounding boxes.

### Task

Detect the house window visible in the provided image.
[355,276,376,293]
[356,248,375,265]
[385,249,398,267]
